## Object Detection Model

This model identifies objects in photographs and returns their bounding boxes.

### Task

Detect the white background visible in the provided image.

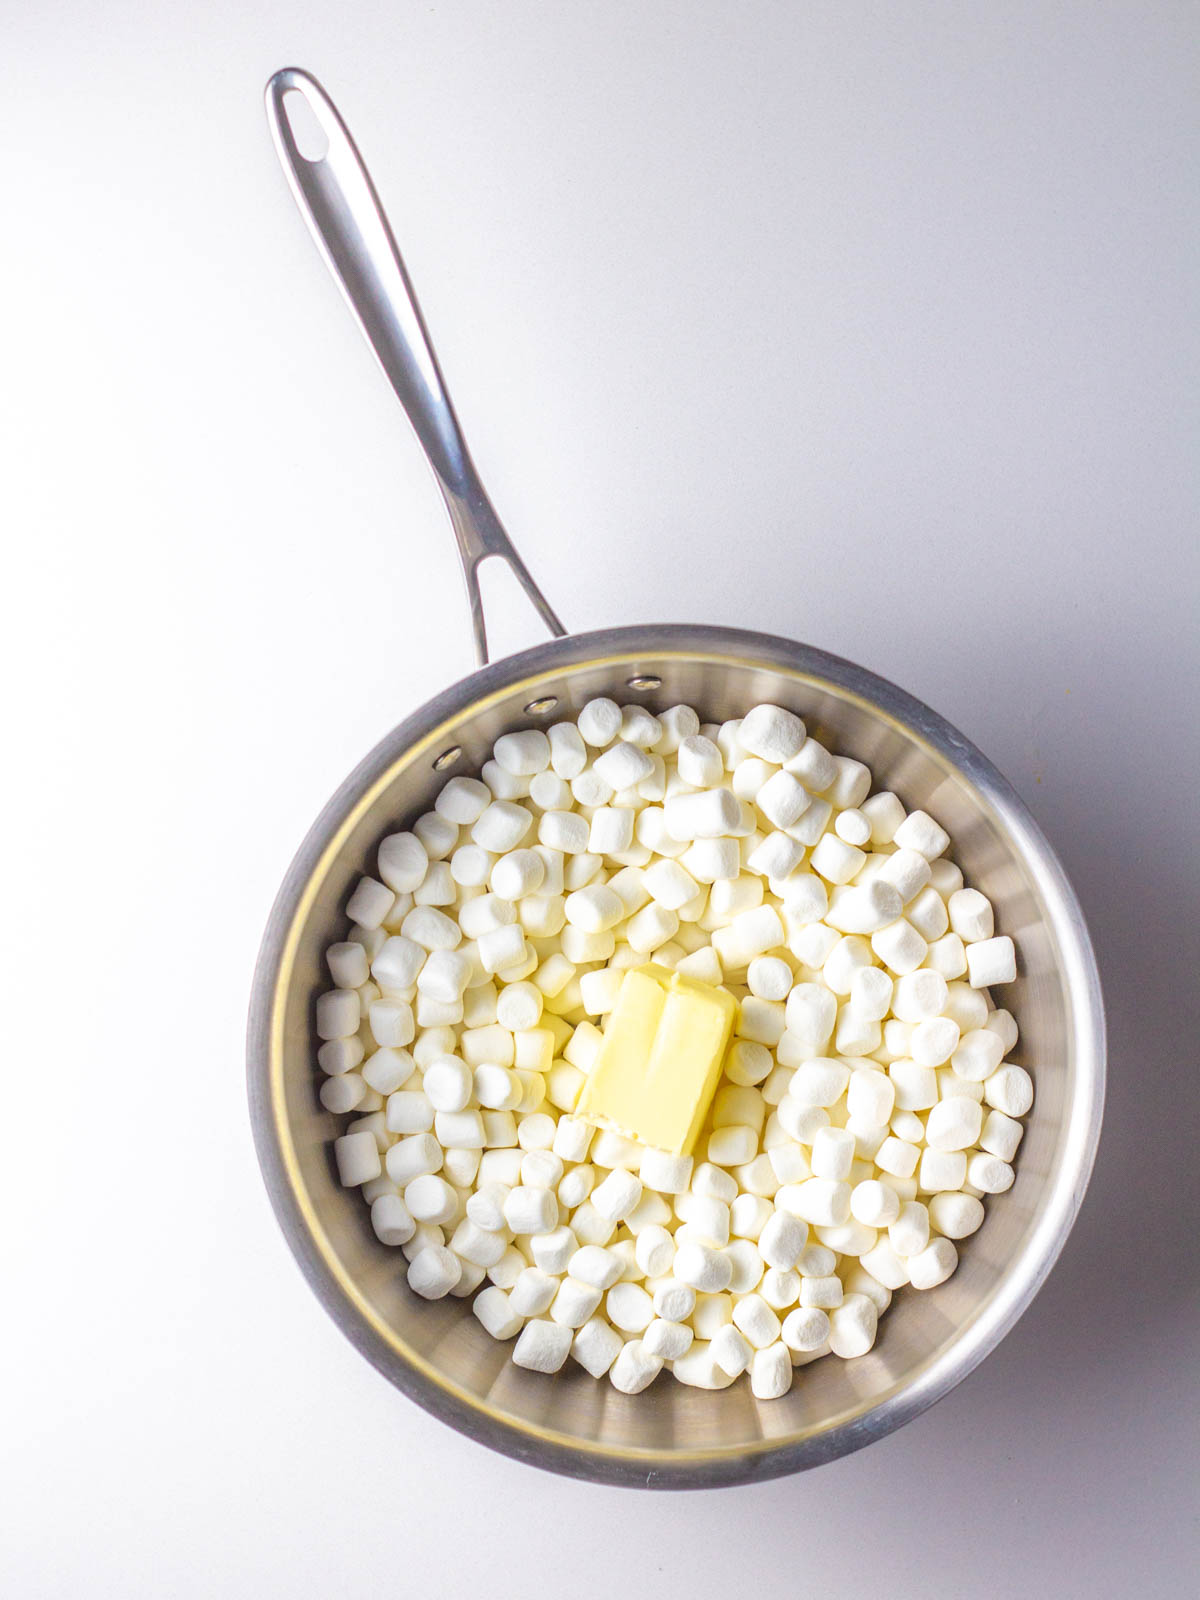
[4,4,1198,1596]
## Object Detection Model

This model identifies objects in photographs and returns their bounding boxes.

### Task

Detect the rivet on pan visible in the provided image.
[523,696,559,715]
[432,746,462,771]
[626,674,662,691]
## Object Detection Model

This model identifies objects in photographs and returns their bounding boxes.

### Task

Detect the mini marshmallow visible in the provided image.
[401,906,461,953]
[711,1323,753,1377]
[928,1191,985,1239]
[861,791,906,844]
[893,809,950,860]
[346,876,396,931]
[739,704,806,764]
[676,735,724,788]
[606,1282,656,1333]
[828,1293,878,1357]
[782,1306,830,1352]
[663,787,742,841]
[407,1245,461,1300]
[593,741,654,791]
[316,989,359,1042]
[512,1318,573,1372]
[326,941,369,990]
[799,1274,844,1310]
[981,1108,1024,1162]
[371,1193,415,1246]
[984,1064,1034,1117]
[639,1148,693,1194]
[422,1056,473,1113]
[682,837,741,884]
[911,1017,961,1068]
[925,1096,984,1152]
[850,1179,901,1228]
[907,1237,959,1290]
[871,918,928,975]
[334,1130,381,1187]
[787,1059,850,1109]
[538,809,591,855]
[477,923,527,975]
[968,1152,1015,1194]
[591,1168,643,1222]
[413,812,457,860]
[758,1209,808,1269]
[673,1240,733,1294]
[810,834,866,886]
[756,770,811,830]
[966,935,1017,988]
[825,880,904,934]
[378,832,429,894]
[609,1340,664,1394]
[783,1179,851,1227]
[435,776,491,825]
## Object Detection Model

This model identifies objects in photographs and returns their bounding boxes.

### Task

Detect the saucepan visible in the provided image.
[247,67,1104,1488]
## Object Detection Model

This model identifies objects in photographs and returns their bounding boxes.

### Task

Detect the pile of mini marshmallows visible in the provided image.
[318,700,1031,1399]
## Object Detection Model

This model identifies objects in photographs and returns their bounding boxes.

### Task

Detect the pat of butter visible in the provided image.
[576,965,736,1156]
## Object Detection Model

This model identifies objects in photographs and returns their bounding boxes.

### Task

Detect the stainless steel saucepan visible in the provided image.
[248,67,1104,1488]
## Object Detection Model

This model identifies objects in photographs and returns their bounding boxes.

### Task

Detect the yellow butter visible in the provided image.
[576,965,736,1156]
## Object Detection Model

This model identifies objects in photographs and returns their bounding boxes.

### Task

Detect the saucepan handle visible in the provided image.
[265,66,566,666]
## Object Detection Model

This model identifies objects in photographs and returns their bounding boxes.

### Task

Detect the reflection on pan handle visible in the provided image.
[265,66,566,666]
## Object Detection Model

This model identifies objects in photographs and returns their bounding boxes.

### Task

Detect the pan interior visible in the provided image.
[255,635,1100,1485]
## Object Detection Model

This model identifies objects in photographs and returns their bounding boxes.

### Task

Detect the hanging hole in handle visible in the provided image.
[281,89,330,162]
[432,746,462,772]
[523,696,559,715]
[626,674,662,691]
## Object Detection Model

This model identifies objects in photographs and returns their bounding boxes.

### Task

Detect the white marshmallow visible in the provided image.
[782,1178,851,1227]
[828,1293,878,1357]
[591,1168,643,1222]
[609,1340,664,1394]
[825,880,904,934]
[912,1016,961,1068]
[850,1179,901,1227]
[966,935,1017,988]
[907,1237,959,1289]
[593,741,654,791]
[334,1130,381,1187]
[407,1245,461,1299]
[739,704,806,764]
[928,1191,985,1239]
[968,1152,1015,1193]
[378,832,429,894]
[371,1193,415,1246]
[893,809,950,860]
[981,1108,1024,1162]
[512,1318,573,1372]
[537,809,590,856]
[434,776,491,825]
[664,787,742,840]
[606,1282,656,1333]
[810,834,866,886]
[345,876,396,931]
[676,735,724,788]
[781,1306,830,1352]
[925,1096,984,1152]
[983,1064,1034,1117]
[756,770,812,830]
[860,791,906,844]
[639,1148,693,1194]
[871,918,928,975]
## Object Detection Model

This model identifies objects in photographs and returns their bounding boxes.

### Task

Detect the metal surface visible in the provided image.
[265,67,565,665]
[251,72,1104,1488]
[248,629,1105,1488]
